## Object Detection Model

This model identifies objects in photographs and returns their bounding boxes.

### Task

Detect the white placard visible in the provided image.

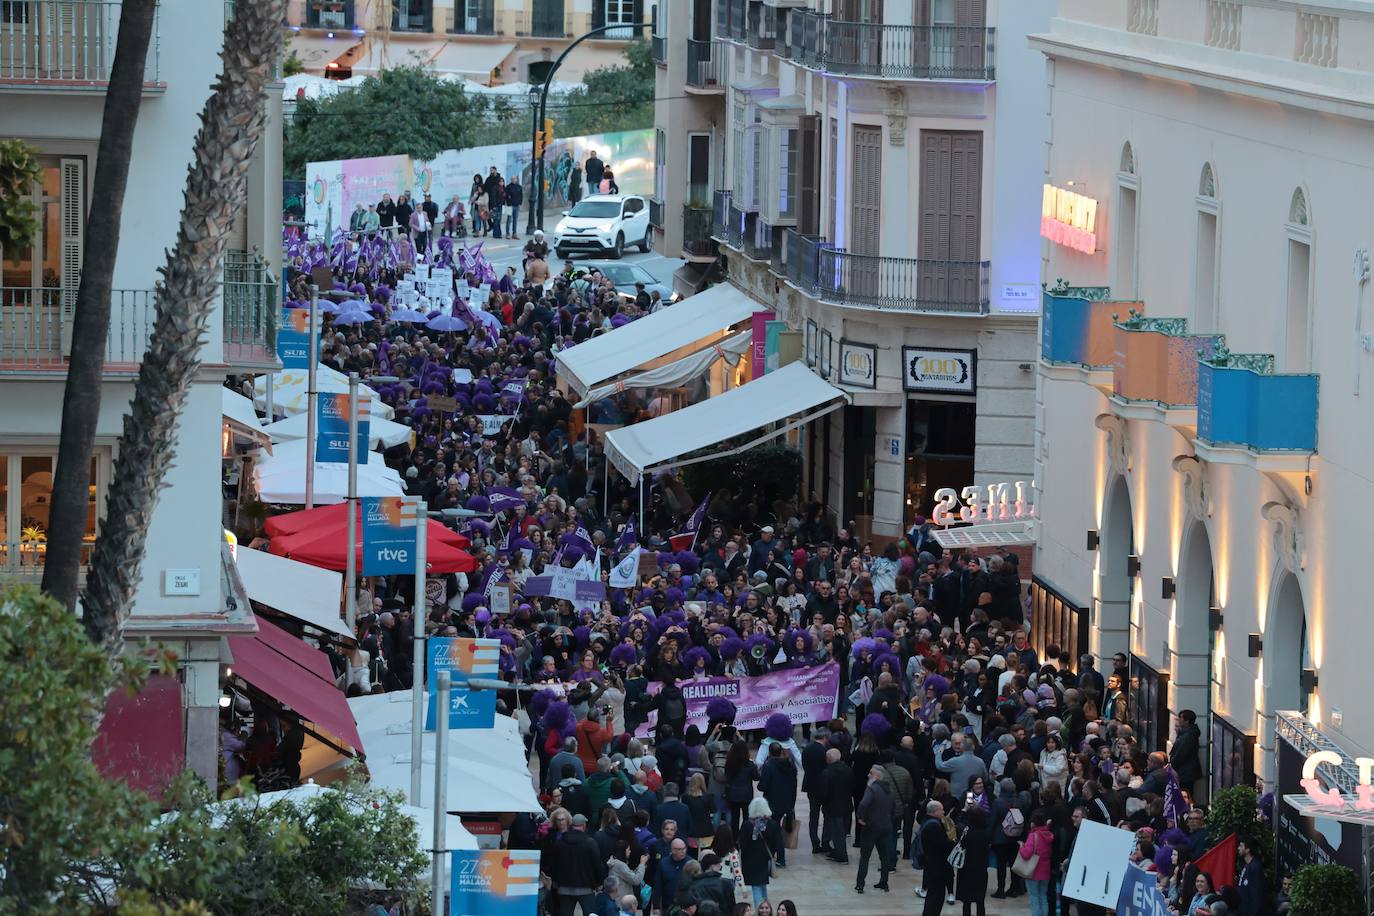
[163,568,202,596]
[413,263,431,279]
[430,267,454,287]
[1061,820,1137,908]
[477,415,511,435]
[452,368,474,385]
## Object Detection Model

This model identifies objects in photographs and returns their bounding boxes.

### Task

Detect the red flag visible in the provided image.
[1196,831,1237,891]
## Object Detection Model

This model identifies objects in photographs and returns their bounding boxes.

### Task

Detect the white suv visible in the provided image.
[552,194,652,259]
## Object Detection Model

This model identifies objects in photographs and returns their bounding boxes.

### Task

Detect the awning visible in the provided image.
[266,503,477,573]
[264,410,414,449]
[556,283,760,396]
[931,520,1038,549]
[228,615,363,753]
[92,675,185,796]
[429,41,517,78]
[605,361,847,484]
[253,364,395,419]
[233,546,351,640]
[351,37,446,74]
[574,328,751,408]
[285,33,362,73]
[252,438,405,505]
[222,387,271,449]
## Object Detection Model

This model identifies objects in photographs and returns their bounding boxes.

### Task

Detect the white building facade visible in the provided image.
[1031,0,1374,798]
[0,0,282,783]
[652,0,1053,541]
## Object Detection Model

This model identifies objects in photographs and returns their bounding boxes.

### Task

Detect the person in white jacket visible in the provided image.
[1037,733,1069,791]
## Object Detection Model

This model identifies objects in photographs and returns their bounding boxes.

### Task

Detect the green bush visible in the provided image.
[1290,863,1361,916]
[1207,785,1276,883]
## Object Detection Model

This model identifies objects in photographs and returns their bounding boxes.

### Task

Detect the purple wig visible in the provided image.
[609,642,638,668]
[674,551,700,574]
[706,696,737,724]
[719,636,745,660]
[765,712,794,741]
[663,586,686,607]
[542,700,575,738]
[683,646,711,671]
[850,637,879,659]
[871,652,902,678]
[744,633,775,661]
[466,495,490,512]
[924,674,952,697]
[861,713,893,739]
[529,688,558,721]
[573,625,591,649]
[785,629,814,655]
[462,592,485,612]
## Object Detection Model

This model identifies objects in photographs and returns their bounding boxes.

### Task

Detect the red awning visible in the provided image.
[229,616,363,754]
[265,503,476,574]
[92,675,186,796]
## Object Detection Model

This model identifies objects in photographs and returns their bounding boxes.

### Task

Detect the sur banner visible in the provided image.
[277,307,314,369]
[361,496,419,575]
[450,849,540,916]
[634,662,842,736]
[316,391,370,464]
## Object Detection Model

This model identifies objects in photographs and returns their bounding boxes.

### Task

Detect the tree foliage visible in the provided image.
[1290,863,1362,916]
[1206,785,1276,883]
[0,139,42,254]
[546,38,655,139]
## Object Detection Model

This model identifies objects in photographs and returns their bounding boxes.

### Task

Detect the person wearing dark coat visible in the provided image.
[552,817,610,916]
[653,782,691,836]
[687,853,735,912]
[955,806,993,916]
[854,764,896,893]
[737,801,782,905]
[819,748,855,863]
[894,735,926,859]
[802,731,830,854]
[918,802,955,916]
[1170,708,1205,795]
[758,742,799,866]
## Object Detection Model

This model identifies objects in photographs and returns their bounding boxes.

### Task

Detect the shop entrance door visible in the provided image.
[903,398,975,526]
[841,405,876,537]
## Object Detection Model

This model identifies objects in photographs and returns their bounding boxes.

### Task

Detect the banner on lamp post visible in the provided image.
[277,307,314,369]
[425,637,501,731]
[361,496,419,575]
[316,391,370,463]
[450,849,540,916]
[425,686,498,731]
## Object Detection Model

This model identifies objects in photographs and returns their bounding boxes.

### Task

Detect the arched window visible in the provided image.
[1194,163,1220,330]
[1284,186,1313,370]
[1115,143,1139,296]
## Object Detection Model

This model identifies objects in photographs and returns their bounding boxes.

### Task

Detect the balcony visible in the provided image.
[717,0,746,41]
[392,1,432,32]
[710,190,732,243]
[223,250,279,370]
[651,34,667,65]
[1040,286,1143,377]
[789,11,995,81]
[0,287,154,371]
[682,205,716,260]
[744,216,775,262]
[306,0,354,29]
[0,539,94,588]
[724,203,755,251]
[0,0,163,91]
[746,2,776,50]
[1108,313,1223,425]
[686,38,723,90]
[649,197,664,230]
[780,229,829,294]
[449,0,495,34]
[815,252,990,314]
[1196,349,1319,469]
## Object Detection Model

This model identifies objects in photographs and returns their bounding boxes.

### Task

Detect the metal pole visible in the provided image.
[603,458,608,518]
[305,288,321,509]
[409,496,429,805]
[432,669,451,915]
[525,92,540,237]
[265,373,275,422]
[345,372,359,632]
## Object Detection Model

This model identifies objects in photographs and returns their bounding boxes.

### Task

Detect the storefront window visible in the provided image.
[1209,713,1255,795]
[2,451,101,567]
[1029,576,1089,665]
[1129,654,1169,753]
[904,400,975,525]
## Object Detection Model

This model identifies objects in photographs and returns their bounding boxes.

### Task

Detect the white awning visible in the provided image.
[263,410,413,449]
[555,283,760,396]
[285,34,362,73]
[252,364,395,419]
[573,328,751,408]
[429,41,517,77]
[931,520,1039,549]
[605,362,847,484]
[252,438,405,504]
[233,546,350,640]
[222,388,271,448]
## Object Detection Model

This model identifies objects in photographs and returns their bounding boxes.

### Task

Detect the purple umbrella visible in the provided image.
[389,306,428,323]
[472,308,503,331]
[332,310,373,325]
[426,313,470,332]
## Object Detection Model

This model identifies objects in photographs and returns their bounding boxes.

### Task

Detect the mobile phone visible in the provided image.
[965,791,974,805]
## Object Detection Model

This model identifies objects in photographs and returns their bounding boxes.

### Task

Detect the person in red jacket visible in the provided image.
[576,706,615,772]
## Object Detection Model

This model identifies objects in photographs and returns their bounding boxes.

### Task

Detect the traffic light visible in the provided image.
[536,119,556,157]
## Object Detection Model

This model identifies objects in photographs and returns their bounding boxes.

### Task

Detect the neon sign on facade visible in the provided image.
[1041,184,1099,255]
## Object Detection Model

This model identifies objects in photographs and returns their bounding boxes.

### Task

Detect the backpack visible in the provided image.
[711,746,730,784]
[883,764,912,822]
[660,691,686,727]
[1001,805,1025,838]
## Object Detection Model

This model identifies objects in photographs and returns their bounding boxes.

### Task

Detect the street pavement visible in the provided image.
[460,213,685,289]
[763,791,1036,916]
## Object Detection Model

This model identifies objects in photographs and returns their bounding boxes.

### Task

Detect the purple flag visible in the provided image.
[669,493,711,552]
[1163,765,1189,824]
[616,515,638,554]
[486,486,525,513]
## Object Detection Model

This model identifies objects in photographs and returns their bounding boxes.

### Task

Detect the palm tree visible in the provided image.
[41,0,158,611]
[81,0,286,654]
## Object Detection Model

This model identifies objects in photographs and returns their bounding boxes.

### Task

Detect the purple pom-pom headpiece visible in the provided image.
[542,700,575,737]
[861,713,893,739]
[683,646,711,670]
[924,674,952,697]
[785,629,814,655]
[529,688,557,721]
[609,642,638,668]
[706,696,737,724]
[765,712,793,741]
[851,637,878,659]
[719,636,745,660]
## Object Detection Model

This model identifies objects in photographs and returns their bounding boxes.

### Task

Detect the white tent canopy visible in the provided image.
[554,283,759,397]
[252,438,404,504]
[222,387,270,445]
[574,329,751,408]
[605,362,848,484]
[264,410,413,449]
[233,546,351,640]
[253,364,396,419]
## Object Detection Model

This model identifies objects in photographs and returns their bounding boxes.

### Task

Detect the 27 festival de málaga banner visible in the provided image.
[306,130,652,238]
[450,849,539,916]
[634,662,842,737]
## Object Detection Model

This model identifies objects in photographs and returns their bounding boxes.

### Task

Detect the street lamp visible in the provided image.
[525,84,541,237]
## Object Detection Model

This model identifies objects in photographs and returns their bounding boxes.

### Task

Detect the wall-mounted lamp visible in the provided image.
[1208,608,1224,632]
[1086,529,1100,551]
[1247,634,1263,658]
[1127,554,1141,577]
[1301,668,1319,694]
[1161,577,1176,600]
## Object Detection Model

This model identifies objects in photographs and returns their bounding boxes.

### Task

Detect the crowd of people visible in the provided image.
[245,198,1285,916]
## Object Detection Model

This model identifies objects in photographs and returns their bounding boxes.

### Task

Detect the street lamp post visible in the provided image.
[524,84,541,237]
[531,22,651,231]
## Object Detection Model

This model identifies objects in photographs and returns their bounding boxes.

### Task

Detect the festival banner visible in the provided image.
[316,391,370,464]
[634,663,842,736]
[427,637,501,686]
[450,849,540,916]
[361,496,420,575]
[277,306,314,369]
[425,686,498,731]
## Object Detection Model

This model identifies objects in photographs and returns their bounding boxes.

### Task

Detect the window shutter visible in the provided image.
[632,0,645,31]
[954,0,986,73]
[592,0,605,32]
[60,157,85,355]
[798,115,820,236]
[950,132,982,265]
[849,125,881,257]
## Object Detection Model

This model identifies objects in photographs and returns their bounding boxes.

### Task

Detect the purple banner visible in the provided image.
[635,662,841,736]
[521,573,605,603]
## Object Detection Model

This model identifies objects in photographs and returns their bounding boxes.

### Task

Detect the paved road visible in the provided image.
[459,217,685,289]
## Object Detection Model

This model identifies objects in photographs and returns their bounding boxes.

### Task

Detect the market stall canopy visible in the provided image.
[222,387,271,449]
[573,329,751,408]
[233,546,351,640]
[252,438,405,504]
[555,283,759,397]
[228,615,364,754]
[253,364,395,419]
[263,409,413,449]
[363,717,541,813]
[605,362,848,485]
[265,503,475,574]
